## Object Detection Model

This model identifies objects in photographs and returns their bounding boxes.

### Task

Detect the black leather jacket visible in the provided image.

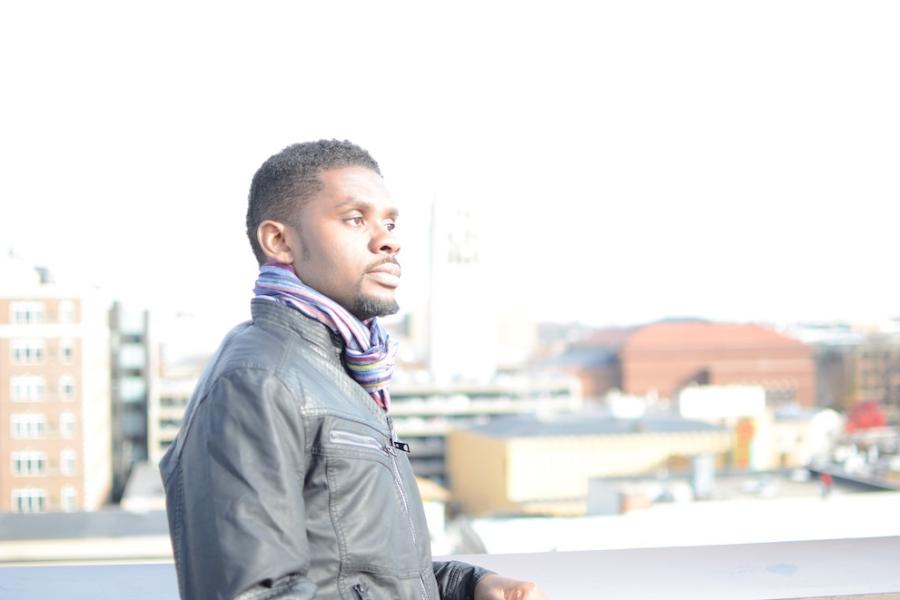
[160,299,491,599]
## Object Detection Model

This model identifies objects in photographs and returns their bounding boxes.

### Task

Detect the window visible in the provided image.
[61,339,75,364]
[119,376,146,402]
[11,376,46,402]
[60,412,76,438]
[11,339,45,364]
[11,301,45,325]
[13,451,47,476]
[123,410,146,436]
[11,414,47,439]
[161,395,189,408]
[60,450,77,476]
[13,488,46,513]
[115,307,145,335]
[61,486,77,512]
[60,376,76,401]
[160,418,183,430]
[118,344,146,370]
[58,300,75,324]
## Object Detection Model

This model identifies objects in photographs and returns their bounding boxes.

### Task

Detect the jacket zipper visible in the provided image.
[386,417,430,600]
[352,583,373,600]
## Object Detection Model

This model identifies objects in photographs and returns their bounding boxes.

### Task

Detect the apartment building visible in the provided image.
[148,374,194,464]
[110,302,156,501]
[0,257,111,512]
[852,335,900,415]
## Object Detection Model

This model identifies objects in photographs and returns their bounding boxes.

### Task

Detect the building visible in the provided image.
[447,412,733,516]
[390,377,581,483]
[851,333,900,418]
[0,255,112,512]
[620,322,816,407]
[426,199,501,383]
[147,361,201,465]
[109,302,157,501]
[540,327,633,401]
[782,320,900,418]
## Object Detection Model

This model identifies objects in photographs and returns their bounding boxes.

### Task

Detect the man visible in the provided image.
[160,140,545,599]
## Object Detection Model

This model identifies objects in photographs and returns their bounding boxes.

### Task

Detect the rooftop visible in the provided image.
[624,321,811,353]
[0,510,169,542]
[467,411,726,438]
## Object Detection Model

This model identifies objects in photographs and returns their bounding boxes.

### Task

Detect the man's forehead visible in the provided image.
[317,166,397,213]
[318,165,384,188]
[333,196,400,217]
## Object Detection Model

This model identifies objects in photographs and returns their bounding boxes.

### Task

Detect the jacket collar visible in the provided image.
[250,298,344,359]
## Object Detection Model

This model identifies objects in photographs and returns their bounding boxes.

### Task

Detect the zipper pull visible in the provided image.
[386,416,411,453]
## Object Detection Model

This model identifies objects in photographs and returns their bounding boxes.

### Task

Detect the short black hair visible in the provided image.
[246,139,382,265]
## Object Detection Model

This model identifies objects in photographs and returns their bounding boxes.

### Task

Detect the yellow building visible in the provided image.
[447,414,734,516]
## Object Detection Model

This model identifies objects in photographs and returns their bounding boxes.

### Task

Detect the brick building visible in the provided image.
[0,257,112,512]
[620,322,816,407]
[851,335,900,419]
[541,327,632,401]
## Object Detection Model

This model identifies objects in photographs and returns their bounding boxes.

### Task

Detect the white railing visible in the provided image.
[2,536,899,599]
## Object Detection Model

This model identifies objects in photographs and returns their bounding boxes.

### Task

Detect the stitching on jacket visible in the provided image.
[166,365,282,476]
[170,467,186,596]
[325,450,350,586]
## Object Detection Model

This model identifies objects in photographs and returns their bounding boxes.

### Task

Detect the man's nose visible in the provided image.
[371,223,401,255]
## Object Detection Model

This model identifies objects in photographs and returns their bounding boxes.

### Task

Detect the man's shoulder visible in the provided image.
[213,319,290,368]
[196,319,300,388]
[198,314,344,400]
[163,320,312,463]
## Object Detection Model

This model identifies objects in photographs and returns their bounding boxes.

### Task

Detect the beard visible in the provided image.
[350,293,399,321]
[348,259,401,320]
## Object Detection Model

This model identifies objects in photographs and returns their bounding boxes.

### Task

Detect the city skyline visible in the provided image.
[1,6,899,598]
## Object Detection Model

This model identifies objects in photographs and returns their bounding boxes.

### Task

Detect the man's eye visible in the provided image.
[347,216,364,226]
[385,221,396,231]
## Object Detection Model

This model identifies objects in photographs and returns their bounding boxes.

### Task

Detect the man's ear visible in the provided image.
[257,220,295,264]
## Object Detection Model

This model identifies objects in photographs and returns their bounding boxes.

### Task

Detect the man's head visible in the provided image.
[247,140,401,320]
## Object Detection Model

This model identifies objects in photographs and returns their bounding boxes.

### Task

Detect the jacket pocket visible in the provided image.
[352,582,374,600]
[330,429,387,452]
[322,419,423,576]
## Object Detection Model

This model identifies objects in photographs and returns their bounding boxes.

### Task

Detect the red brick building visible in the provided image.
[619,322,816,407]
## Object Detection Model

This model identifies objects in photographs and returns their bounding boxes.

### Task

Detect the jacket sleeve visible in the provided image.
[432,560,495,600]
[171,368,315,599]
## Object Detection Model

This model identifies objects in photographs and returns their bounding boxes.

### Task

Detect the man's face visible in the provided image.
[286,166,401,320]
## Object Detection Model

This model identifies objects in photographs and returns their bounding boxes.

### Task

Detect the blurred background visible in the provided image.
[1,0,899,566]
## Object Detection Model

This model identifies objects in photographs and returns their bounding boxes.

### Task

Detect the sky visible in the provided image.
[1,1,898,343]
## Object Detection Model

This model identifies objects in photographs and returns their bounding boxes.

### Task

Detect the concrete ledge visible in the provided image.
[1,536,898,599]
[448,536,900,599]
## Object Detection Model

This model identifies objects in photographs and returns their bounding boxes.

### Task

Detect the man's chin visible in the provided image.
[352,295,399,321]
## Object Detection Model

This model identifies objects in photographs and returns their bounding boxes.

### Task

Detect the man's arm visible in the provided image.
[432,560,494,599]
[169,369,315,599]
[433,561,546,600]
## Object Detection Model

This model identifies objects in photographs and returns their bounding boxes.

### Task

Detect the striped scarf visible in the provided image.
[253,262,396,412]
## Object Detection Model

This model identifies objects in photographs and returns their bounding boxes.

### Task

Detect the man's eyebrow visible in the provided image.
[334,198,399,218]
